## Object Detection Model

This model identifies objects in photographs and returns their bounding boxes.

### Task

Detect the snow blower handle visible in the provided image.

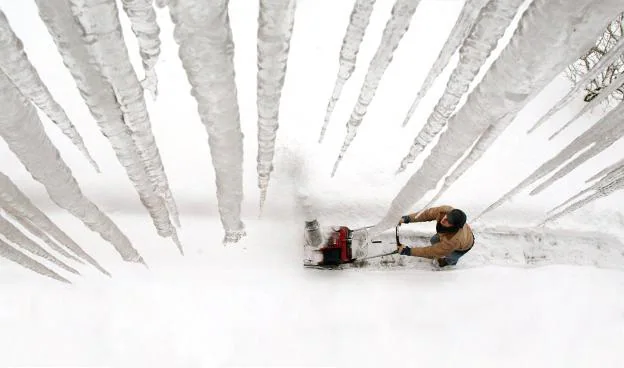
[395,225,401,246]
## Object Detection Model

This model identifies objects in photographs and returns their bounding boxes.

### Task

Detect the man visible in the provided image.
[397,205,474,267]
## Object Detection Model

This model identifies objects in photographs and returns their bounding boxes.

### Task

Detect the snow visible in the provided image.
[1,0,624,366]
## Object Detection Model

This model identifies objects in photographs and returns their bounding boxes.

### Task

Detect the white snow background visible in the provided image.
[1,0,624,367]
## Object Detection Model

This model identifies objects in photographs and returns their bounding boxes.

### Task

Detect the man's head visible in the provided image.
[446,209,467,228]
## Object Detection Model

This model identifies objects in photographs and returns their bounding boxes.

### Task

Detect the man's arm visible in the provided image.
[399,237,456,259]
[402,205,453,223]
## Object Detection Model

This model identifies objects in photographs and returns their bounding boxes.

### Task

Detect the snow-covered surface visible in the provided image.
[1,0,624,366]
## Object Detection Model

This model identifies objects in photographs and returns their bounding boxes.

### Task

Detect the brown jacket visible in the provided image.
[404,205,474,259]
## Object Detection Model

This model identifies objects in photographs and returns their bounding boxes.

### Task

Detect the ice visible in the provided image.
[397,0,525,173]
[0,171,111,274]
[167,0,246,243]
[0,71,142,265]
[528,35,624,133]
[69,0,180,228]
[319,0,377,142]
[549,72,624,140]
[425,120,512,206]
[256,0,297,211]
[119,0,161,98]
[401,0,489,127]
[35,0,181,250]
[0,10,99,172]
[371,0,623,236]
[479,100,624,219]
[545,161,624,223]
[0,213,79,275]
[332,0,422,176]
[0,238,70,284]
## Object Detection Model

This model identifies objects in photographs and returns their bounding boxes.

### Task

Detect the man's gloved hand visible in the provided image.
[398,215,411,225]
[397,244,411,256]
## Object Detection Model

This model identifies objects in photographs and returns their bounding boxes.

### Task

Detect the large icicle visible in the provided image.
[0,213,79,275]
[0,238,70,283]
[479,100,624,218]
[528,35,624,133]
[69,0,180,228]
[370,0,623,236]
[332,0,422,176]
[545,162,624,223]
[0,11,99,172]
[0,71,143,265]
[167,0,246,243]
[425,120,511,206]
[257,0,297,212]
[549,73,624,140]
[319,0,377,142]
[398,0,525,173]
[34,0,182,252]
[401,0,489,127]
[119,0,161,97]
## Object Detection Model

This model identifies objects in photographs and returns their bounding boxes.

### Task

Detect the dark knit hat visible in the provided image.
[447,209,467,228]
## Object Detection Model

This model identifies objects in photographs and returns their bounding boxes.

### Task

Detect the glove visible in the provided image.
[400,215,411,224]
[399,245,411,256]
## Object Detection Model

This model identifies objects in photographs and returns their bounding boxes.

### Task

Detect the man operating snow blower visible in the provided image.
[397,205,474,267]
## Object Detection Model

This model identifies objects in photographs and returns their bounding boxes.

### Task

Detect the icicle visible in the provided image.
[479,100,624,219]
[425,120,513,206]
[549,73,624,140]
[544,163,624,223]
[0,204,81,263]
[528,35,624,133]
[35,0,182,251]
[332,0,422,176]
[257,0,297,212]
[585,157,624,183]
[0,213,79,275]
[0,172,111,272]
[401,0,489,127]
[319,0,377,142]
[0,11,99,172]
[119,0,161,98]
[531,103,624,195]
[0,238,70,283]
[369,0,623,235]
[397,0,525,173]
[0,71,143,266]
[167,0,246,243]
[69,0,180,228]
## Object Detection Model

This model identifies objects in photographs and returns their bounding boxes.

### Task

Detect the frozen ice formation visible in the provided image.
[549,72,624,140]
[0,213,80,275]
[319,0,377,142]
[35,0,182,252]
[0,71,142,266]
[480,99,624,219]
[545,160,624,223]
[69,0,180,228]
[167,0,246,243]
[397,0,525,173]
[528,35,624,133]
[332,0,422,176]
[119,0,161,97]
[0,10,99,172]
[371,0,623,235]
[401,0,489,127]
[0,238,70,283]
[257,0,297,211]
